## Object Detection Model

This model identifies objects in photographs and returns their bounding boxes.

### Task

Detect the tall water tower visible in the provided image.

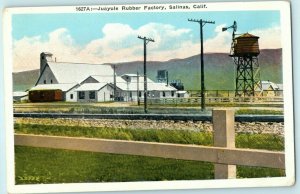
[223,21,262,97]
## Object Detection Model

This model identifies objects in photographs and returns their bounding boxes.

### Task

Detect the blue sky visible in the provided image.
[12,10,281,71]
[13,11,280,44]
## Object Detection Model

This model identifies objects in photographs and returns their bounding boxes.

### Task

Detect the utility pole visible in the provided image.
[188,19,215,111]
[138,35,155,114]
[137,71,140,106]
[113,64,117,101]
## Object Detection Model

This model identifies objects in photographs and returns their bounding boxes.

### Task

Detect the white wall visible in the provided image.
[66,90,78,102]
[97,85,114,102]
[36,66,58,85]
[123,90,178,102]
[77,91,97,102]
[160,91,175,98]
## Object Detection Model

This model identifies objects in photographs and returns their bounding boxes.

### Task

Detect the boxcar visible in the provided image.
[29,89,63,102]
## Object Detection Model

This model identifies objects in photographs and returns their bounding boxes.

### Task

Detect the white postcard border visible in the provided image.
[4,1,294,193]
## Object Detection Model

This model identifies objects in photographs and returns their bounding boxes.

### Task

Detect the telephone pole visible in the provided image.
[137,71,140,106]
[113,64,117,101]
[138,35,155,114]
[188,19,215,111]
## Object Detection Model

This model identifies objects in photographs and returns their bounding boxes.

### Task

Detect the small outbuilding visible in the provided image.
[29,83,79,102]
[75,83,114,102]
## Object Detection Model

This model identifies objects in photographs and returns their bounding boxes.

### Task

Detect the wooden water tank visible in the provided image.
[233,33,260,57]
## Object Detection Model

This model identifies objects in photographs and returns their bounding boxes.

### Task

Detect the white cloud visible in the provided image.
[204,24,232,53]
[250,26,281,49]
[203,24,281,53]
[13,28,81,72]
[13,23,281,72]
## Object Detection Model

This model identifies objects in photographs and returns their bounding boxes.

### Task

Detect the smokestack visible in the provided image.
[40,52,53,75]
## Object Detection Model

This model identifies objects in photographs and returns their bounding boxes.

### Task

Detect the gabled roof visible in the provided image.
[30,83,78,92]
[115,82,177,91]
[261,81,280,91]
[13,91,28,97]
[85,74,154,86]
[89,75,126,84]
[47,62,114,84]
[75,83,107,91]
[277,84,283,90]
[121,74,139,77]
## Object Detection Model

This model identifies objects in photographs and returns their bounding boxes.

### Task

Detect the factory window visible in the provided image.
[44,80,46,84]
[162,91,166,97]
[70,94,73,99]
[89,91,96,99]
[79,91,85,99]
[171,91,175,97]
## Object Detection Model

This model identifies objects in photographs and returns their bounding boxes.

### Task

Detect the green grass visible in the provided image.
[15,146,285,184]
[237,166,285,178]
[236,133,284,151]
[15,123,284,151]
[15,124,285,184]
[236,109,283,115]
[15,146,214,184]
[15,123,213,146]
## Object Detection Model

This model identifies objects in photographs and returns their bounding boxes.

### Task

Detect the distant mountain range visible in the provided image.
[13,49,282,92]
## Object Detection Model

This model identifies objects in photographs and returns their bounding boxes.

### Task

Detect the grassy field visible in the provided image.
[15,146,214,184]
[15,146,285,184]
[15,123,285,184]
[15,123,284,150]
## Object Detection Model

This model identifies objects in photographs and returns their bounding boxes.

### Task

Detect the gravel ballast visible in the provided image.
[15,118,284,136]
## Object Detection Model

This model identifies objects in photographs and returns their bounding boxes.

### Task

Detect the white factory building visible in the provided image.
[29,52,178,102]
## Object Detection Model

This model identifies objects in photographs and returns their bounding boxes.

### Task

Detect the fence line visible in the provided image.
[14,109,285,179]
[14,134,284,169]
[147,97,283,105]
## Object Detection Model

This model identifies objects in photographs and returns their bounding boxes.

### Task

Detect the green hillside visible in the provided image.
[114,49,282,90]
[13,49,282,91]
[13,70,39,92]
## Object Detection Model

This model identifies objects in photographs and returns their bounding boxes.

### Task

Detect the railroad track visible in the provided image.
[14,112,284,122]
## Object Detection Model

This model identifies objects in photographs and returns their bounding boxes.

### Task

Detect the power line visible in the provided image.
[137,35,155,114]
[188,19,215,111]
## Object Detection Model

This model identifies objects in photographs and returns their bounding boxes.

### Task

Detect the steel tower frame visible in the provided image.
[233,56,261,97]
[223,21,262,97]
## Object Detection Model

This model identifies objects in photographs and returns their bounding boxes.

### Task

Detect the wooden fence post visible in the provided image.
[213,109,236,179]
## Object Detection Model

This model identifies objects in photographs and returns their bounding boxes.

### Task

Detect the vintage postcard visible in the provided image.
[3,1,294,193]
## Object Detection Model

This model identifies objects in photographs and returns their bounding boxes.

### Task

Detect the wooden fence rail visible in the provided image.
[14,134,284,169]
[14,109,285,179]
